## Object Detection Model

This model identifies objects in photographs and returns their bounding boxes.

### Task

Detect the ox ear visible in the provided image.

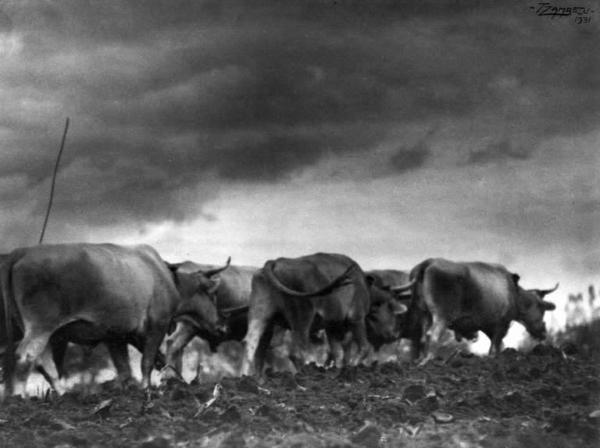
[365,274,376,286]
[392,301,408,315]
[542,300,556,311]
[511,273,521,285]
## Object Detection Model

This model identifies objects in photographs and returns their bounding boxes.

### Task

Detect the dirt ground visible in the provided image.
[0,343,598,448]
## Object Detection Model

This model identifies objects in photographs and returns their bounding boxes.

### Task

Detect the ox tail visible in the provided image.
[405,259,436,359]
[1,255,15,395]
[408,258,436,308]
[264,260,357,298]
[409,258,435,285]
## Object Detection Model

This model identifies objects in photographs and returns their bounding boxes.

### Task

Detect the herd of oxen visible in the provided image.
[0,243,559,398]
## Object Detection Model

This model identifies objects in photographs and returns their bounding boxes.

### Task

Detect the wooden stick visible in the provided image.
[39,117,69,244]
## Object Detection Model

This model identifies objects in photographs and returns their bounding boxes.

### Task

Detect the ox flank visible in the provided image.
[1,243,221,396]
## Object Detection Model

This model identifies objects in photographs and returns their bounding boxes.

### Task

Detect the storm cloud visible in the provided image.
[0,0,598,297]
[468,139,533,165]
[389,141,431,173]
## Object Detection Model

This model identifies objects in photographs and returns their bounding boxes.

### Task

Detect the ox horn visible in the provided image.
[220,304,250,317]
[538,282,559,297]
[203,257,232,277]
[390,278,416,293]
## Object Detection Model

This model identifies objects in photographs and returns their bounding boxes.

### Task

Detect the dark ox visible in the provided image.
[240,253,410,376]
[409,258,558,363]
[163,262,257,381]
[364,269,414,350]
[318,269,413,367]
[365,269,434,360]
[1,243,227,395]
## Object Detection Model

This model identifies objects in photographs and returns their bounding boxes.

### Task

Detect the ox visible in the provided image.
[240,253,409,377]
[409,258,558,363]
[364,269,414,351]
[163,262,257,381]
[163,262,333,380]
[365,269,432,360]
[1,243,228,395]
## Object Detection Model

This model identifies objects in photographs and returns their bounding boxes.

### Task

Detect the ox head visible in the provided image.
[168,257,231,336]
[513,274,558,340]
[365,275,409,348]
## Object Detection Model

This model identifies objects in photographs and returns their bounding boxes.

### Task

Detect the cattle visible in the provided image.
[364,270,413,351]
[317,269,413,367]
[408,258,558,363]
[163,262,331,381]
[364,269,432,360]
[239,253,408,377]
[1,243,229,395]
[162,263,257,381]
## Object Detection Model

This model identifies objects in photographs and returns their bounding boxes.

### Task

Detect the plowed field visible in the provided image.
[1,344,598,448]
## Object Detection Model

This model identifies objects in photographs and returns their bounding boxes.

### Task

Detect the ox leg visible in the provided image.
[488,339,504,356]
[34,345,61,393]
[140,324,169,392]
[410,334,424,362]
[131,334,166,372]
[288,329,310,372]
[241,317,269,377]
[419,315,446,366]
[324,327,345,369]
[409,311,431,362]
[34,365,58,392]
[488,325,508,356]
[254,321,275,375]
[154,351,166,370]
[240,281,276,377]
[163,322,196,382]
[106,341,133,385]
[49,337,68,379]
[288,308,314,371]
[14,329,53,382]
[347,321,371,367]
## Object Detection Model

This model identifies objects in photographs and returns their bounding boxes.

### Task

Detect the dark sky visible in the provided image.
[0,0,598,323]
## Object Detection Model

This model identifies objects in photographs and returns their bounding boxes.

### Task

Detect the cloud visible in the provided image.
[196,135,325,182]
[468,139,533,164]
[389,140,431,173]
[0,0,598,248]
[487,173,600,257]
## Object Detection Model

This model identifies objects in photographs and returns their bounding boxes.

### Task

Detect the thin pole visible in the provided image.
[39,117,69,244]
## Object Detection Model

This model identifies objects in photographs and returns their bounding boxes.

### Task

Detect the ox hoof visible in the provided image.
[160,365,185,387]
